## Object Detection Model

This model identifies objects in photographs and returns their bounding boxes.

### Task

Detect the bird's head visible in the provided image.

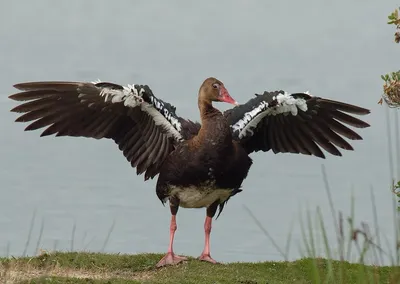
[199,77,238,105]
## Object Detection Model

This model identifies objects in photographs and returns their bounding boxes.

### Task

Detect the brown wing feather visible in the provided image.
[267,116,278,153]
[309,119,353,150]
[9,81,184,180]
[228,91,370,158]
[282,117,311,155]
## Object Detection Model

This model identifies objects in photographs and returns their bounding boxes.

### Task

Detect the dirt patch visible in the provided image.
[0,264,155,283]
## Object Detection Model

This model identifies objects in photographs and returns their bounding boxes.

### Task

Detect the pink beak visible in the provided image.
[219,86,239,106]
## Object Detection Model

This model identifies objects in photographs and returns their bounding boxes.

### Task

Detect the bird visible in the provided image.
[8,77,370,267]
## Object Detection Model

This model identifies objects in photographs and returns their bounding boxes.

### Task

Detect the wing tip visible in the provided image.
[13,82,44,91]
[8,92,24,101]
[24,124,36,132]
[15,116,26,123]
[322,98,372,116]
[361,120,371,128]
[13,83,28,91]
[9,102,21,110]
[351,106,371,115]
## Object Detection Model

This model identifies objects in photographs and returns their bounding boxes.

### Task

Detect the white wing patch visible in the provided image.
[272,92,308,116]
[140,101,183,140]
[231,101,269,135]
[232,92,309,139]
[91,79,102,84]
[85,80,183,141]
[149,95,182,132]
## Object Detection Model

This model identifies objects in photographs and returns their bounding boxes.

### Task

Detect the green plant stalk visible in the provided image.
[317,207,334,282]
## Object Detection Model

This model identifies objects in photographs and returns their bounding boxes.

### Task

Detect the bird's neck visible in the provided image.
[198,98,221,123]
[196,98,230,144]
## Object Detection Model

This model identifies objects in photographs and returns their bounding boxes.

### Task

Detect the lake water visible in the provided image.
[0,0,399,264]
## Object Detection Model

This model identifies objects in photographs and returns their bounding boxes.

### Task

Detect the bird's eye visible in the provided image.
[212,83,219,89]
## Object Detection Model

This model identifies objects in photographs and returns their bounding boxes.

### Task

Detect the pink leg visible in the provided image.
[156,215,187,268]
[198,216,218,264]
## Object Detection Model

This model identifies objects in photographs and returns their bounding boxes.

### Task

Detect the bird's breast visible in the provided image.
[168,183,232,208]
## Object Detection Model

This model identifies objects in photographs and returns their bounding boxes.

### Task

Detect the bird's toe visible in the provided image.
[156,252,187,268]
[198,254,218,264]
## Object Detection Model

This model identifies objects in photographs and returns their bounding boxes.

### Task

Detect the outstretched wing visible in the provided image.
[224,90,370,158]
[9,80,200,180]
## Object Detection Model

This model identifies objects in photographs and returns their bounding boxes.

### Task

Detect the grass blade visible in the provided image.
[243,204,287,260]
[23,209,37,256]
[71,222,76,252]
[101,219,116,253]
[34,218,44,256]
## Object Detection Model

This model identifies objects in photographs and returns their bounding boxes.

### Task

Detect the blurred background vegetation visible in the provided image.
[380,7,400,107]
[379,7,400,210]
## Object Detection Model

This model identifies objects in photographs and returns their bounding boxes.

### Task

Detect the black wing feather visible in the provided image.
[9,80,199,180]
[224,90,370,158]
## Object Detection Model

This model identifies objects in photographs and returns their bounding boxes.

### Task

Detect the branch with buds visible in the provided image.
[387,7,400,43]
[378,7,400,106]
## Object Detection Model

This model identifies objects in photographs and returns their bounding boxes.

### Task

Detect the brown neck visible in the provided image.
[194,97,232,148]
[198,97,220,121]
[195,97,224,143]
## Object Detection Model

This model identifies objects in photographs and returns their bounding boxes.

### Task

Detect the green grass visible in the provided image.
[1,167,399,284]
[1,251,399,284]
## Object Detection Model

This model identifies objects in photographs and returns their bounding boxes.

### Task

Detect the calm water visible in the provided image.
[0,0,399,264]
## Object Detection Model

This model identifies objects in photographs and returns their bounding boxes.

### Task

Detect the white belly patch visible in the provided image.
[169,185,232,208]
